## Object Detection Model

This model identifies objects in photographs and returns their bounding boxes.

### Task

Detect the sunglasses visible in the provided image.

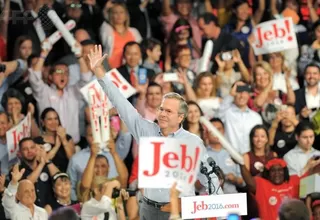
[67,3,82,8]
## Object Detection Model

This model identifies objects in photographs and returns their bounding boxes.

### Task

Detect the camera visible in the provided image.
[0,64,6,73]
[112,188,137,198]
[220,52,233,61]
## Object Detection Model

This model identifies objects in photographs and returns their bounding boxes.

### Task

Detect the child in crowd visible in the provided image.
[141,38,163,74]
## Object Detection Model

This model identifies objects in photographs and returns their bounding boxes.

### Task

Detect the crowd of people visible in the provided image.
[1,0,320,219]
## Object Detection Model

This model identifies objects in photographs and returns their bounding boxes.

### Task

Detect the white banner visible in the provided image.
[181,193,247,219]
[138,137,203,192]
[80,69,136,113]
[251,18,298,55]
[6,113,32,161]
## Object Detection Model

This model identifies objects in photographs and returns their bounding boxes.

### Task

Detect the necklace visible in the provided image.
[57,199,71,206]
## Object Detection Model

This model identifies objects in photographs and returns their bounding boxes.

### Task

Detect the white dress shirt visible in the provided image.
[272,72,300,93]
[28,68,92,143]
[2,183,48,220]
[305,85,320,110]
[284,146,320,176]
[81,195,117,220]
[219,96,263,154]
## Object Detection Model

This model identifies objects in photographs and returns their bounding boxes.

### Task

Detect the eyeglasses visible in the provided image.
[157,107,183,116]
[54,69,69,75]
[68,3,82,8]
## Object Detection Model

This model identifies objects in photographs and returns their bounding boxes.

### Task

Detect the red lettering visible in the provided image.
[88,85,101,104]
[181,144,192,172]
[111,71,128,90]
[255,27,263,48]
[163,152,179,168]
[273,23,285,38]
[188,147,201,184]
[264,30,273,41]
[201,201,208,210]
[197,204,202,211]
[143,142,163,176]
[11,130,19,153]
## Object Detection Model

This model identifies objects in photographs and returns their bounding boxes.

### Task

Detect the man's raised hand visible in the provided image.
[87,45,108,79]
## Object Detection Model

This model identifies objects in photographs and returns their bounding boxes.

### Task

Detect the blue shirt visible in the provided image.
[98,73,223,203]
[0,59,26,111]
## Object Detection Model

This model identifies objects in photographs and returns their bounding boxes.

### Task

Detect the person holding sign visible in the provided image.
[88,45,221,219]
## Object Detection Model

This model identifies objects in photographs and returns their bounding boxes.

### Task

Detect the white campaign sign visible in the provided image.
[80,69,136,113]
[251,18,298,55]
[6,113,32,161]
[181,193,247,219]
[138,137,203,192]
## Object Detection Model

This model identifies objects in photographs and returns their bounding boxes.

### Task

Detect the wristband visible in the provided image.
[46,160,53,165]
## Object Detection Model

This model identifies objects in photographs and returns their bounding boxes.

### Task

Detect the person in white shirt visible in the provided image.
[284,121,320,176]
[2,164,48,220]
[80,178,126,220]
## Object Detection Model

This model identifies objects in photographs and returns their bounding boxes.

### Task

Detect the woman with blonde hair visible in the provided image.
[248,61,295,112]
[100,3,142,68]
[194,72,221,119]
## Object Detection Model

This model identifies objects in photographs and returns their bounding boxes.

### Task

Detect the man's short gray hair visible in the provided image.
[163,92,188,119]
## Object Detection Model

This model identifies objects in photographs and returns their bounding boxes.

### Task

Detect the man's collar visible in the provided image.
[158,127,184,137]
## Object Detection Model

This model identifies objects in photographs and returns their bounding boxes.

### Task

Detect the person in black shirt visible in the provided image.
[198,13,244,74]
[45,172,79,215]
[269,105,299,158]
[13,137,60,208]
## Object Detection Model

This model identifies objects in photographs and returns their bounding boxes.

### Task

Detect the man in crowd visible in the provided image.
[88,45,221,219]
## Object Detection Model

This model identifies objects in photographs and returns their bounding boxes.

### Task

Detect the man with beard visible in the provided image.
[2,164,48,220]
[12,137,59,207]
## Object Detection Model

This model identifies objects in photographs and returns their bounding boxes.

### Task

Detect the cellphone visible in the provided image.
[110,116,121,133]
[220,52,233,61]
[0,64,6,73]
[112,189,136,198]
[227,214,240,220]
[138,68,147,85]
[236,85,251,93]
[163,73,179,82]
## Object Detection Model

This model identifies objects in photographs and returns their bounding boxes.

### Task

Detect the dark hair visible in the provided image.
[141,38,162,60]
[0,111,10,123]
[1,88,26,113]
[147,82,163,93]
[261,166,290,183]
[173,44,191,60]
[13,35,32,59]
[19,137,34,149]
[278,199,310,220]
[227,0,251,32]
[183,101,205,141]
[304,62,320,75]
[49,207,79,220]
[122,41,142,57]
[198,13,219,27]
[209,117,224,128]
[40,107,62,131]
[249,125,270,155]
[295,121,314,136]
[96,154,109,164]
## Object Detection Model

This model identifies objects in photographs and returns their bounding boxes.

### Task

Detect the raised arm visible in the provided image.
[252,0,265,24]
[239,164,256,193]
[88,45,158,143]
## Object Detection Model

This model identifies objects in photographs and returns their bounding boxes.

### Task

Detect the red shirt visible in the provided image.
[255,176,300,220]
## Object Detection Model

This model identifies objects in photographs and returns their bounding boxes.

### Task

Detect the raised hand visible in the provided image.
[232,49,242,63]
[72,41,83,58]
[0,174,6,192]
[87,45,108,78]
[107,138,116,155]
[11,164,25,185]
[57,126,67,141]
[215,54,225,70]
[27,103,35,117]
[90,143,100,156]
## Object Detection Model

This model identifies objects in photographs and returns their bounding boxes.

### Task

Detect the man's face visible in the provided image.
[0,113,10,138]
[20,140,37,162]
[146,86,162,109]
[124,44,141,68]
[198,18,215,38]
[176,1,192,17]
[66,2,83,21]
[208,121,224,145]
[175,48,191,69]
[305,66,320,87]
[234,91,250,109]
[50,64,69,90]
[156,98,184,130]
[296,129,315,151]
[17,180,36,207]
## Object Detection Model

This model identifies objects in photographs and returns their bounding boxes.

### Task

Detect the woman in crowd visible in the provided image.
[248,61,295,112]
[100,3,142,68]
[13,36,33,62]
[215,49,250,98]
[183,101,207,142]
[194,72,221,119]
[165,18,200,71]
[34,107,75,172]
[244,125,277,176]
[1,88,39,137]
[239,158,318,220]
[223,0,265,68]
[45,172,80,215]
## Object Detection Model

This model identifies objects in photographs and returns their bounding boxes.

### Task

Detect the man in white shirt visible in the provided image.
[219,81,263,154]
[2,164,48,220]
[284,121,320,176]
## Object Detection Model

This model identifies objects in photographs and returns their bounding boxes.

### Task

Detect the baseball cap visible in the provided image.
[52,172,70,184]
